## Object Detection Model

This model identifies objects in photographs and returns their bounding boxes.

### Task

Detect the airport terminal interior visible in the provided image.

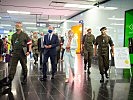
[0,0,133,100]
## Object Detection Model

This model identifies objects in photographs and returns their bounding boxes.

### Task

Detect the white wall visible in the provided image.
[62,0,133,47]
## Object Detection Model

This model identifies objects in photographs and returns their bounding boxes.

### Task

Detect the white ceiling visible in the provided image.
[0,0,109,31]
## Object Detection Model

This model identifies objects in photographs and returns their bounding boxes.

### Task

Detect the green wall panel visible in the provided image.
[124,9,133,78]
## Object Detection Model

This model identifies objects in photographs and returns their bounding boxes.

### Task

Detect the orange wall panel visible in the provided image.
[71,24,82,54]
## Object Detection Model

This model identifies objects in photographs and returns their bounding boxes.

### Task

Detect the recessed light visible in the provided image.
[7,10,30,14]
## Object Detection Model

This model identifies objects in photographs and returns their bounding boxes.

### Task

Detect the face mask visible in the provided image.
[33,34,37,37]
[48,30,53,33]
[88,32,91,34]
[68,33,73,37]
[16,29,20,32]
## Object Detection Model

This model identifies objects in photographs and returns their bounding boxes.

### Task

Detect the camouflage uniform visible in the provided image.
[83,34,95,72]
[8,31,31,80]
[94,35,114,75]
[32,38,39,63]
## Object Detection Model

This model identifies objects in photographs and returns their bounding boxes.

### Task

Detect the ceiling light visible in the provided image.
[110,23,124,26]
[93,6,118,10]
[0,17,1,19]
[0,24,11,26]
[64,4,94,9]
[26,27,37,29]
[88,0,97,1]
[105,7,118,10]
[48,19,66,22]
[23,22,36,25]
[108,18,124,20]
[65,20,79,23]
[7,10,30,14]
[40,23,46,27]
[78,5,94,9]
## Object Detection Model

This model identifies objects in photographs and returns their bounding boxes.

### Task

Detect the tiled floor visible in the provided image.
[0,54,133,100]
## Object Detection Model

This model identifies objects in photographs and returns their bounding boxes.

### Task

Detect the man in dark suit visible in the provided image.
[38,32,44,67]
[40,26,59,80]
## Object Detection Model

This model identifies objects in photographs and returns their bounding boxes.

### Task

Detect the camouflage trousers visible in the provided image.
[8,52,27,80]
[84,51,93,68]
[33,49,39,62]
[98,53,109,75]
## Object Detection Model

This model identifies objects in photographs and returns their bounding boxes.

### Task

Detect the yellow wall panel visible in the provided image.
[71,24,82,54]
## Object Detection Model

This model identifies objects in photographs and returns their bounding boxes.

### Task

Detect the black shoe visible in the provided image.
[51,75,54,79]
[0,77,12,87]
[87,69,91,74]
[2,81,12,87]
[21,79,27,85]
[21,75,27,85]
[40,75,47,81]
[100,75,104,83]
[84,66,86,70]
[34,61,37,64]
[40,77,47,81]
[105,73,109,78]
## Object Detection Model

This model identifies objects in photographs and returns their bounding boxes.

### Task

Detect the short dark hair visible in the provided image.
[100,27,107,31]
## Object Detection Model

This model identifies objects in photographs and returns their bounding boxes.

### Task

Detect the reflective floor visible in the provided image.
[0,54,133,100]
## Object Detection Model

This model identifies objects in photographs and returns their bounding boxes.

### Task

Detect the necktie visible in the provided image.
[48,34,51,41]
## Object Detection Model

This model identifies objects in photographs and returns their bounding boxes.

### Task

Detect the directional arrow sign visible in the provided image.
[129,24,133,30]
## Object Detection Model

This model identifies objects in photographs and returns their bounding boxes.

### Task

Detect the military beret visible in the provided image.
[100,27,107,31]
[87,28,91,32]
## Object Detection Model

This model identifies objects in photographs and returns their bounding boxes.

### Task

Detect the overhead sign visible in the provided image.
[114,47,131,68]
[79,20,83,24]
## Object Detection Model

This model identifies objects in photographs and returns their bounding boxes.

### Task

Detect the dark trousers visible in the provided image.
[43,51,56,77]
[33,53,38,62]
[39,48,44,65]
[55,49,60,72]
[84,52,93,68]
[98,54,109,75]
[8,52,27,80]
[61,48,65,60]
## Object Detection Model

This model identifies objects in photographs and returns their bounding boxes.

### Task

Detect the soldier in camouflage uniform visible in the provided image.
[32,32,39,64]
[94,27,114,83]
[2,22,32,87]
[82,28,95,74]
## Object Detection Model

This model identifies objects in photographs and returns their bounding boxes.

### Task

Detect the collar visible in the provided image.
[48,32,53,35]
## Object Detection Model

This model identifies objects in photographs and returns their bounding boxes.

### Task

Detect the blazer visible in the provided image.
[38,37,44,52]
[63,36,78,57]
[43,33,59,55]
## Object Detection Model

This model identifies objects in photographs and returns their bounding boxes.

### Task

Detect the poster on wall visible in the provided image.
[114,47,131,68]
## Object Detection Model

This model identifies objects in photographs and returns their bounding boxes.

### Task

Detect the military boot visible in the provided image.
[84,65,86,71]
[84,60,87,72]
[100,74,104,83]
[87,68,91,74]
[0,77,12,88]
[21,74,27,85]
[105,72,109,78]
